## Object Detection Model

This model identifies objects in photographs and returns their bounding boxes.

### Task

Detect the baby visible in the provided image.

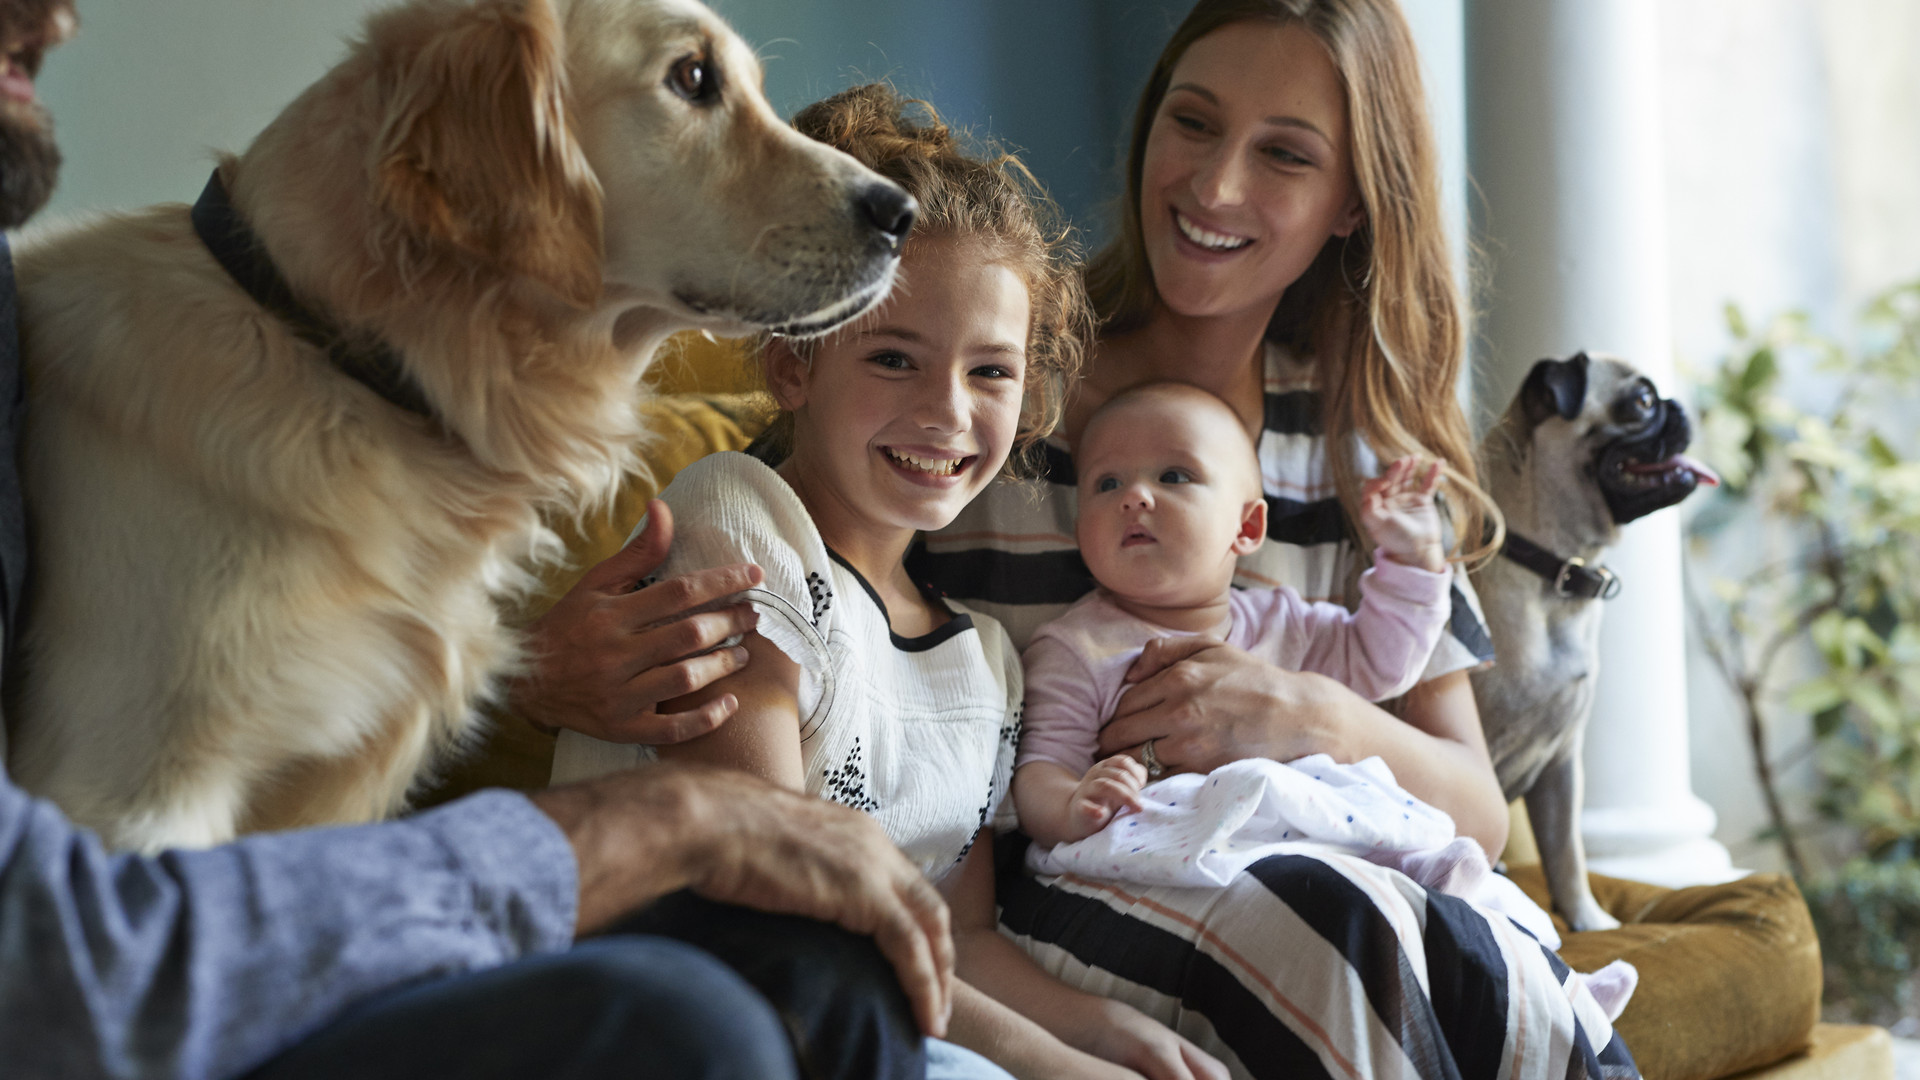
[1002,380,1642,1018]
[1012,380,1456,850]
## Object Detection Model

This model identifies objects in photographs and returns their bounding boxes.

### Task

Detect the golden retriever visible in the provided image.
[5,0,912,851]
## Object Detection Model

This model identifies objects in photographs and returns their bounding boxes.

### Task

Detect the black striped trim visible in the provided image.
[903,545,1095,607]
[1245,857,1454,1079]
[1420,891,1514,1080]
[824,548,974,653]
[996,848,1334,1078]
[1265,495,1349,546]
[1264,390,1323,436]
[1596,1024,1641,1079]
[1447,584,1496,664]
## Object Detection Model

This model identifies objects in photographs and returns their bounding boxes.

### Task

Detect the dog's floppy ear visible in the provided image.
[373,0,603,308]
[1520,352,1590,427]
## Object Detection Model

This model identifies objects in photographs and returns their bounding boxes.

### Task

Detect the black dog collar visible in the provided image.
[190,170,436,423]
[1501,531,1622,601]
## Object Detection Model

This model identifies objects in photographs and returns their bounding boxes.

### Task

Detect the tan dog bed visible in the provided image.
[1502,808,1824,1080]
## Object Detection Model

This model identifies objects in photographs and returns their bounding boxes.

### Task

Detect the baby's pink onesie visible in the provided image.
[1017,551,1452,776]
[1014,558,1641,1022]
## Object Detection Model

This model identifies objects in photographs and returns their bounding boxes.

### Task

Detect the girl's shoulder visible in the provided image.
[650,450,836,622]
[653,450,806,524]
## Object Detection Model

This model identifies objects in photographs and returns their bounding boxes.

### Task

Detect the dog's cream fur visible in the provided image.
[5,0,905,851]
[1472,354,1707,932]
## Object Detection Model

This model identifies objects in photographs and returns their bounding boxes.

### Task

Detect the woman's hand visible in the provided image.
[1068,998,1230,1080]
[509,499,765,744]
[1098,636,1348,771]
[1099,636,1510,856]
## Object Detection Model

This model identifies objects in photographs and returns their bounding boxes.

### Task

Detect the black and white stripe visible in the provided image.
[996,835,1635,1080]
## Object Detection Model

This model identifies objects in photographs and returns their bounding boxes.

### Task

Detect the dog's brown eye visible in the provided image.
[668,55,716,103]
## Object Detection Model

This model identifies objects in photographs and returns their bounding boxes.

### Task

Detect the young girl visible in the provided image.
[553,86,1227,1080]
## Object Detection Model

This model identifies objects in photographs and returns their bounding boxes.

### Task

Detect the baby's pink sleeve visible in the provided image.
[1016,631,1107,776]
[1289,551,1452,701]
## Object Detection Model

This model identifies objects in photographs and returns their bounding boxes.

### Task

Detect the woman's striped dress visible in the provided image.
[908,343,1638,1080]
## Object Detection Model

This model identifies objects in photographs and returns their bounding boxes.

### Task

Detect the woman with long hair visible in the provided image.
[910,1,1638,1075]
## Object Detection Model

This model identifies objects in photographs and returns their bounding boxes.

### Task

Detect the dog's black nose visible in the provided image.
[858,183,917,247]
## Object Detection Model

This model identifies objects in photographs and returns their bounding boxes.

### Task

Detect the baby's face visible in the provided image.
[1075,390,1264,609]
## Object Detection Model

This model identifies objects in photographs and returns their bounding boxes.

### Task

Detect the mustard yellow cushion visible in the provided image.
[646,332,763,397]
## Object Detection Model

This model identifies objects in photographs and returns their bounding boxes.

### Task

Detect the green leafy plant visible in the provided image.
[1687,281,1920,1023]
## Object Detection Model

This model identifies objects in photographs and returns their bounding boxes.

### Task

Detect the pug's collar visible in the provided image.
[1501,531,1622,601]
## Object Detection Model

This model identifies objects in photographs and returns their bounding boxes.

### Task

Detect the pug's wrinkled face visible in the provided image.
[1519,352,1720,527]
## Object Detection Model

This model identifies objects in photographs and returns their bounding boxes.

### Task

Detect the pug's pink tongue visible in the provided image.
[1626,455,1722,487]
[1679,455,1721,486]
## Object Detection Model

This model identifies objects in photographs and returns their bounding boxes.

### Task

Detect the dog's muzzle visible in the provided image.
[1595,400,1719,526]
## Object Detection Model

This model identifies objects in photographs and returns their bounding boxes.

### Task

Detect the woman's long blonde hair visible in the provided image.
[1087,0,1501,563]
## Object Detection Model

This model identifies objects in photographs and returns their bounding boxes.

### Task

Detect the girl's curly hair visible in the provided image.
[765,83,1092,478]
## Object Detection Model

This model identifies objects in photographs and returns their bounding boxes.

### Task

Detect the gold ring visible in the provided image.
[1142,738,1164,779]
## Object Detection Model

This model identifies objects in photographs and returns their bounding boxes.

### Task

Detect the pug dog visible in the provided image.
[1470,352,1719,932]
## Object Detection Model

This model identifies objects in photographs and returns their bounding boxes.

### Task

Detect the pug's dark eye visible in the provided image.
[1616,383,1659,423]
[668,54,718,103]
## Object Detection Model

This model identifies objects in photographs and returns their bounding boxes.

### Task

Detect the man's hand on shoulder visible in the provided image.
[530,764,954,1038]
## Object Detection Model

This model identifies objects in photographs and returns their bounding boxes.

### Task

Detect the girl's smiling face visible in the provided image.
[1139,19,1365,322]
[770,235,1031,547]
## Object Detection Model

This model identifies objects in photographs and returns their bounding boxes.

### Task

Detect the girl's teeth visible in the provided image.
[888,449,964,476]
[1176,212,1251,252]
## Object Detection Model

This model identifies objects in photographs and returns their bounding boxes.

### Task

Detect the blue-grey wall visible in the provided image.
[34,0,1463,267]
[710,0,1193,247]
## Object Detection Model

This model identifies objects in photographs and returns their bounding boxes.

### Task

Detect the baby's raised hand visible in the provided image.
[1359,456,1447,573]
[1065,754,1150,842]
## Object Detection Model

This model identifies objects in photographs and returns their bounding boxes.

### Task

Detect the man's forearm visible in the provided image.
[529,766,702,934]
[0,779,576,1080]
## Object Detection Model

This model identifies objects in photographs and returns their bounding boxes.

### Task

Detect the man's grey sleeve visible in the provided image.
[0,777,578,1080]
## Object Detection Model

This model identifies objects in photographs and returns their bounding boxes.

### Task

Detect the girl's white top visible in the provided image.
[551,452,1022,881]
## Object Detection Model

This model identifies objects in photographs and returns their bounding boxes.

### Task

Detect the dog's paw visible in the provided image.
[1567,900,1622,933]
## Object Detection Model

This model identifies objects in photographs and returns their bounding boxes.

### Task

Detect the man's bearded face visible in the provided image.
[0,0,73,229]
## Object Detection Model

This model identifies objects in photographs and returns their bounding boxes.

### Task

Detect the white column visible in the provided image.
[1466,0,1737,886]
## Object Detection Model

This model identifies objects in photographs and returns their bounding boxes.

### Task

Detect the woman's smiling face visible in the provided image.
[1139,19,1364,322]
[771,235,1031,544]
